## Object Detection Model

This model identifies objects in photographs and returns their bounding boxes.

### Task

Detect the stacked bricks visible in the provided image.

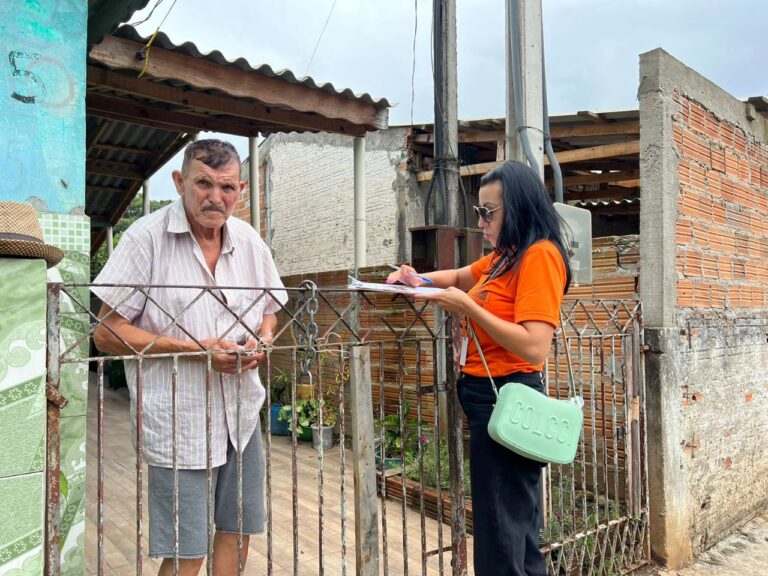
[673,93,768,310]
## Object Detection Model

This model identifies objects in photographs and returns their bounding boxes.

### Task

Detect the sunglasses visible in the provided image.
[472,204,503,223]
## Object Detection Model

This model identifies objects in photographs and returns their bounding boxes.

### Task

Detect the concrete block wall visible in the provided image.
[672,93,768,552]
[252,129,413,277]
[640,48,768,568]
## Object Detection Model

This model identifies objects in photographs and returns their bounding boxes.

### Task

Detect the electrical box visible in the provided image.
[554,203,592,286]
[410,225,484,272]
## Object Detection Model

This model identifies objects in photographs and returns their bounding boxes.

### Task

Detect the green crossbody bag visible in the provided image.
[469,318,584,465]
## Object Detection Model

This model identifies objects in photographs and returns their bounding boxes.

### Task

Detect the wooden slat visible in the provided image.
[88,35,388,131]
[87,66,369,137]
[350,346,380,576]
[577,110,606,123]
[411,120,639,144]
[87,93,264,137]
[415,140,640,182]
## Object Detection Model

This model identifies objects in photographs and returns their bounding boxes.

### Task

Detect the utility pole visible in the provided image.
[433,0,460,229]
[505,0,544,179]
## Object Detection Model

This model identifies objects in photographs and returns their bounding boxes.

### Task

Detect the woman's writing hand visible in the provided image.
[386,264,425,287]
[412,286,472,314]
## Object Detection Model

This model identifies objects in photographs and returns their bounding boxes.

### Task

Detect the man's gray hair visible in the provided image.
[181,139,241,175]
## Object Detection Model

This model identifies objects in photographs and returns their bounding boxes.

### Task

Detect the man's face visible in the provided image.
[172,158,244,233]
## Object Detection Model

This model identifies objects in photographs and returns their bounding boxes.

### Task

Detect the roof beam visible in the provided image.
[555,170,640,187]
[89,35,388,130]
[91,142,155,155]
[87,66,368,136]
[415,140,640,182]
[577,110,606,123]
[87,93,262,137]
[412,120,639,144]
[87,160,145,180]
[86,185,133,195]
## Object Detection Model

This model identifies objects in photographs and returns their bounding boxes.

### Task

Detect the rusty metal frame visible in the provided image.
[46,282,647,576]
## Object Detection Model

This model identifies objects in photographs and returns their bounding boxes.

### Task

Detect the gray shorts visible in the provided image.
[148,425,265,559]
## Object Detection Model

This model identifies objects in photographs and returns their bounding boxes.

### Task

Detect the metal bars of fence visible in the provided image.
[47,280,647,576]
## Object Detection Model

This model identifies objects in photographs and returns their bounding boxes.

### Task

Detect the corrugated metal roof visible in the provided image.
[111,26,392,109]
[88,0,150,47]
[573,198,640,207]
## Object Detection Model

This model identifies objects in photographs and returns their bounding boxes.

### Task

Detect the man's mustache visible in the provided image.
[202,203,225,213]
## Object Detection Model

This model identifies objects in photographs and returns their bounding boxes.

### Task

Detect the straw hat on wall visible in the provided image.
[0,202,64,268]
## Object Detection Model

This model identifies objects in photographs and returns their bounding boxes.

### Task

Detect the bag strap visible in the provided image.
[467,321,500,398]
[466,316,578,399]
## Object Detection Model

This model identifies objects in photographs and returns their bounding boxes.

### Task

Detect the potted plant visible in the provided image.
[374,401,426,469]
[267,368,292,436]
[311,399,337,451]
[277,399,316,441]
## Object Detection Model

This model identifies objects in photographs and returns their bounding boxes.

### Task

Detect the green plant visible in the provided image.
[404,437,471,496]
[278,398,336,434]
[268,367,292,406]
[375,401,427,459]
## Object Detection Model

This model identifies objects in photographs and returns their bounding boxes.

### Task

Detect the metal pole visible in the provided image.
[249,136,260,235]
[506,0,545,178]
[504,0,522,161]
[433,0,460,228]
[353,136,366,275]
[106,226,114,257]
[142,179,150,215]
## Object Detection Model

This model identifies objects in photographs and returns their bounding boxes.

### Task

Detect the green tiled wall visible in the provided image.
[0,260,47,576]
[0,474,44,575]
[40,215,90,576]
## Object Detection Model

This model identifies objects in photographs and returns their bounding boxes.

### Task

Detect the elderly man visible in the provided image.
[93,139,286,576]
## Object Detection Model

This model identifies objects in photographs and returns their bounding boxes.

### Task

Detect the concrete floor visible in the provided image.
[633,513,768,576]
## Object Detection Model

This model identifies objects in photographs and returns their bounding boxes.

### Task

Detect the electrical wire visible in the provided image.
[304,0,339,76]
[136,0,180,79]
[127,0,167,28]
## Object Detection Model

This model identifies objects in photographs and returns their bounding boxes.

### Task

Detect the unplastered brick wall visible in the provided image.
[674,95,768,309]
[671,93,768,550]
[258,130,411,276]
[233,163,268,237]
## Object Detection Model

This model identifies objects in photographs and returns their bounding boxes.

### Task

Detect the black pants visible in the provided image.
[458,372,547,576]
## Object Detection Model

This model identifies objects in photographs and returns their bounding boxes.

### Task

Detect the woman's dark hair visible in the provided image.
[480,160,572,293]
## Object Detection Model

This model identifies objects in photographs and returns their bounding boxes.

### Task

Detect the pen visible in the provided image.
[388,264,434,284]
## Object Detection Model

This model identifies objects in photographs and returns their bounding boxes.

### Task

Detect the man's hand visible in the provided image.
[199,338,261,374]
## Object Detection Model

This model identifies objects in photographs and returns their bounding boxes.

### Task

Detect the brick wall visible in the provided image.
[674,95,768,310]
[671,94,768,550]
[233,163,268,238]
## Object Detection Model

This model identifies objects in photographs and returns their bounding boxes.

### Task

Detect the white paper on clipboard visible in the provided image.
[346,276,444,296]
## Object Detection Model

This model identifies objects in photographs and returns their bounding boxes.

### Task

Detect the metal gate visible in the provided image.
[45,280,648,575]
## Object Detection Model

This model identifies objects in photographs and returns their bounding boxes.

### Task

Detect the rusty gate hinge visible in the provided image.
[46,384,69,408]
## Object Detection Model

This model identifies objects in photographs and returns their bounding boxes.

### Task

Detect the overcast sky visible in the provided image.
[126,0,768,201]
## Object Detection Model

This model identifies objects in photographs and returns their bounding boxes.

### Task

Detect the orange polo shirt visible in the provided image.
[461,240,567,377]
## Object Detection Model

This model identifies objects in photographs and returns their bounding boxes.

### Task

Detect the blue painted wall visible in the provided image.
[0,0,86,214]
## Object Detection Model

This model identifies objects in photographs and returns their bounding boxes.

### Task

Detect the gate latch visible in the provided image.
[46,384,69,408]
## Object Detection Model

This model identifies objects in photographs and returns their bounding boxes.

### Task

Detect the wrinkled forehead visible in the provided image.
[185,157,241,181]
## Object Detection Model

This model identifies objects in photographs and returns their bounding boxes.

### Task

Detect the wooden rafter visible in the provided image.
[88,34,388,131]
[415,140,640,182]
[87,66,368,136]
[412,120,639,145]
[577,110,606,123]
[87,93,267,137]
[91,143,154,155]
